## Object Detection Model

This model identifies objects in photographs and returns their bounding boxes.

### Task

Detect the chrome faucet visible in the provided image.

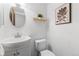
[15,32,21,38]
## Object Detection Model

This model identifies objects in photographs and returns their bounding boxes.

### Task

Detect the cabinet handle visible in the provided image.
[13,53,16,56]
[13,52,20,56]
[17,52,20,55]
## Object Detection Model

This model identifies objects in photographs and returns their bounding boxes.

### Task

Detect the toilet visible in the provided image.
[35,39,55,56]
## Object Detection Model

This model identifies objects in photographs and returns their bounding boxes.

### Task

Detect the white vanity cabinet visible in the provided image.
[2,36,32,56]
[4,44,31,56]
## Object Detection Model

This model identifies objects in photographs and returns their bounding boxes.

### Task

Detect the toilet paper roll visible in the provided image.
[0,44,4,56]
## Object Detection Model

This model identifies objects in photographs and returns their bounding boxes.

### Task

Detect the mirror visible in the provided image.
[9,6,25,28]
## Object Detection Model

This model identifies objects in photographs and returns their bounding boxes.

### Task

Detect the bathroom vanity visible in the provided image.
[0,4,32,56]
[0,36,31,56]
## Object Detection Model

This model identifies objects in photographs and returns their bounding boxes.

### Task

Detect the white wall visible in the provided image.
[0,4,4,26]
[47,3,79,56]
[25,3,48,55]
[25,3,48,38]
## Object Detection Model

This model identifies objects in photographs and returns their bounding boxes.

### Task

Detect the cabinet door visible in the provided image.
[5,47,31,56]
[4,50,18,56]
[16,39,32,56]
[17,45,31,56]
[4,38,31,56]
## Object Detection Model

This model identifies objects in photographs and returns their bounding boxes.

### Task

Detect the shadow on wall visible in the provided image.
[48,44,53,51]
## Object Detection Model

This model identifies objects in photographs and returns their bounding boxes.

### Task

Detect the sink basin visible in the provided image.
[0,36,31,44]
[0,36,31,52]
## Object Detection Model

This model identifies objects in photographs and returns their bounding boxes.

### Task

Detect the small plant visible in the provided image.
[37,14,43,18]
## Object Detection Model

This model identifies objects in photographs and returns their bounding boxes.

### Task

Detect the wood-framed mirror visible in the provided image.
[9,6,25,28]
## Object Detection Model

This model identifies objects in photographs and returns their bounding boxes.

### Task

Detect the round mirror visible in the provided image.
[9,6,25,28]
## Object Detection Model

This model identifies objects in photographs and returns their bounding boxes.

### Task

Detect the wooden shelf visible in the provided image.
[33,17,47,23]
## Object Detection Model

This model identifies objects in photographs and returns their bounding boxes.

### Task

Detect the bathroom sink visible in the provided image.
[0,36,31,51]
[0,36,31,44]
[0,36,31,56]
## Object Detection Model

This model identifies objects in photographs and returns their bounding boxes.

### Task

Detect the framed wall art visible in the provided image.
[55,3,71,25]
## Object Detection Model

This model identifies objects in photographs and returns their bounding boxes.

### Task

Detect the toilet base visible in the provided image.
[40,50,55,56]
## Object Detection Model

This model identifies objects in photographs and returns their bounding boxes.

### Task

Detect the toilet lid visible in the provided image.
[40,50,55,56]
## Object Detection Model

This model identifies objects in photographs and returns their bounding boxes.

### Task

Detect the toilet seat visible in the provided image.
[40,50,55,56]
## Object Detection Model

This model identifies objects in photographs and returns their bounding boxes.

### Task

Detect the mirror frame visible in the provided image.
[9,6,25,28]
[10,7,15,26]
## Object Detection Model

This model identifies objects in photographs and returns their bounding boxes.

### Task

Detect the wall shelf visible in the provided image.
[33,17,47,23]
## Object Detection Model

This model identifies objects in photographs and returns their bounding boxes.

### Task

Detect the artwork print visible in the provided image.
[55,3,71,25]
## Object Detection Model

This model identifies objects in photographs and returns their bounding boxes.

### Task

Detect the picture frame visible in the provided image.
[55,3,71,25]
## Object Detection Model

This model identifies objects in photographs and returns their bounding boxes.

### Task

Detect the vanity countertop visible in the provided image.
[0,36,31,44]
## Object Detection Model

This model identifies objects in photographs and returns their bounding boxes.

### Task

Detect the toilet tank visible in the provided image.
[35,39,47,51]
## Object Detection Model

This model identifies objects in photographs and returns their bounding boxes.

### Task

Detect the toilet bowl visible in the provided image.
[35,39,55,56]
